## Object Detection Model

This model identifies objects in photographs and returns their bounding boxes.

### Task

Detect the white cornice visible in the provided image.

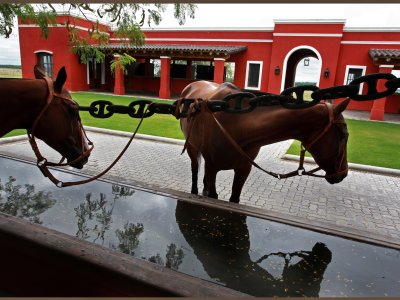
[344,27,400,32]
[341,41,400,45]
[18,23,110,35]
[110,37,273,43]
[274,19,346,25]
[273,33,342,37]
[140,27,274,32]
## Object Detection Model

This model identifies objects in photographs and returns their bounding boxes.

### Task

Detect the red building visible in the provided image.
[18,14,400,120]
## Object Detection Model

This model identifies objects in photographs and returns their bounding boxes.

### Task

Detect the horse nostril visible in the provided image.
[326,175,345,184]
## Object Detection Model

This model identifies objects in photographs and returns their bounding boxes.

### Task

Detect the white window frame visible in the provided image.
[245,60,263,90]
[35,50,54,78]
[344,65,367,94]
[391,69,400,93]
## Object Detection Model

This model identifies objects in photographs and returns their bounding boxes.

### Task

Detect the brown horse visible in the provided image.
[179,80,350,203]
[0,65,90,169]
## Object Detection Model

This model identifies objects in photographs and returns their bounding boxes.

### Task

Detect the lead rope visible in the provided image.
[37,110,147,187]
[202,101,334,180]
[28,76,148,187]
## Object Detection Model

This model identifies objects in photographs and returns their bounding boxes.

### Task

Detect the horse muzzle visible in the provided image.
[325,169,348,184]
[67,147,90,169]
[68,155,88,169]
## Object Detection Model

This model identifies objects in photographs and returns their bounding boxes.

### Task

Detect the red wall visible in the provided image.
[18,15,400,114]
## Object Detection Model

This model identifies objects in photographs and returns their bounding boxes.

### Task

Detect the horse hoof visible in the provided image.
[191,189,198,195]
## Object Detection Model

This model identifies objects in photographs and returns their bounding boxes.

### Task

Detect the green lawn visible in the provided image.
[71,92,185,140]
[286,119,400,169]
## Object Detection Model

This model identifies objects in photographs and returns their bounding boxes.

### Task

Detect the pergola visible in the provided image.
[99,44,247,98]
[369,49,400,66]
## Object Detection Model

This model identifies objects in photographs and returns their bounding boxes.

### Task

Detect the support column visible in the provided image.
[186,59,192,79]
[159,56,171,99]
[113,55,125,95]
[213,58,225,84]
[370,65,393,121]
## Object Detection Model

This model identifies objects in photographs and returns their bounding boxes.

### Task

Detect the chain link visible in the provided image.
[78,72,400,119]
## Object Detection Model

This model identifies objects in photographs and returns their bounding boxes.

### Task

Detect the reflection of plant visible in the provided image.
[112,185,135,198]
[148,253,163,265]
[115,222,144,255]
[166,243,184,270]
[74,184,134,243]
[0,176,55,224]
[146,243,185,271]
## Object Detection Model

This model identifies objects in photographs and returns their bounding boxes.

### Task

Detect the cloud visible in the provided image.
[0,34,21,65]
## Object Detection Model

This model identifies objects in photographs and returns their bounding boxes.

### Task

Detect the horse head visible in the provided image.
[305,99,350,184]
[33,65,90,169]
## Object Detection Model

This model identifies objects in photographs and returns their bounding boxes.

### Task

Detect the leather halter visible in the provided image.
[28,76,148,187]
[183,99,348,181]
[28,77,94,186]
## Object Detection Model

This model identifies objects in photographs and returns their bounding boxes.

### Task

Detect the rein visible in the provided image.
[28,77,145,187]
[183,99,348,180]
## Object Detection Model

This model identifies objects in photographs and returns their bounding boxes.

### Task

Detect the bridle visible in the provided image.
[183,99,348,180]
[28,76,94,186]
[28,76,149,188]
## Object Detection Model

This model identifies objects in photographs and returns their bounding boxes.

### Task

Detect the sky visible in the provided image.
[1,3,400,74]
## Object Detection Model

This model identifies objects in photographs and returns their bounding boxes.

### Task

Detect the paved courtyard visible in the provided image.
[0,126,399,247]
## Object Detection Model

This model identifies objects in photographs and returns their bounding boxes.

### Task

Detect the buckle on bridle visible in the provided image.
[37,158,47,167]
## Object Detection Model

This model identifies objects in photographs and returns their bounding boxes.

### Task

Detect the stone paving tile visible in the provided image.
[0,131,400,242]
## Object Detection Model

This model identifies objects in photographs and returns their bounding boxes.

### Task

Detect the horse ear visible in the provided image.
[34,65,46,79]
[334,98,351,115]
[54,66,67,93]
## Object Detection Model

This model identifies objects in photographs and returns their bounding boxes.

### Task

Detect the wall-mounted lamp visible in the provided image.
[304,58,310,67]
[324,68,330,78]
[275,66,280,75]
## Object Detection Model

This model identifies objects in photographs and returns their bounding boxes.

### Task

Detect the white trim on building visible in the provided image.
[245,60,263,90]
[281,45,322,92]
[343,65,367,94]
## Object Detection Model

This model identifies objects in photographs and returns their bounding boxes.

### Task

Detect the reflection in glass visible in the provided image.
[74,185,135,244]
[115,222,144,255]
[175,201,332,297]
[1,157,399,297]
[0,176,55,224]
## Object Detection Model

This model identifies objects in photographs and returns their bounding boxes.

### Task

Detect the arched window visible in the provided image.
[35,51,53,78]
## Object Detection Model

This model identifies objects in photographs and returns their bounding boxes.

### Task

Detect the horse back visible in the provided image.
[180,80,242,100]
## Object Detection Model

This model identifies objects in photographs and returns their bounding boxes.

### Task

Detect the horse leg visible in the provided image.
[203,161,218,199]
[230,163,252,203]
[187,144,200,194]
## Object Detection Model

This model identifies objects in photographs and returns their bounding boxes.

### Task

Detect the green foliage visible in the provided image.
[110,53,136,76]
[0,3,197,64]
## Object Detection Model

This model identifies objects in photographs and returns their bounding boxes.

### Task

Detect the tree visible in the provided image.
[0,3,197,63]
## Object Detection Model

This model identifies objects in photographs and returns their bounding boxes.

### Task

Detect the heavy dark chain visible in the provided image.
[78,73,400,118]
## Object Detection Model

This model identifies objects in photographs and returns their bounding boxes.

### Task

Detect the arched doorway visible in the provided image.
[281,46,322,91]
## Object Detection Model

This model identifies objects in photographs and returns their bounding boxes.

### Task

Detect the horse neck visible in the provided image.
[0,79,47,136]
[241,104,329,149]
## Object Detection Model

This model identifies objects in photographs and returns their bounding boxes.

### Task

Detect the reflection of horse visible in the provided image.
[180,81,350,203]
[0,66,89,168]
[175,200,332,297]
